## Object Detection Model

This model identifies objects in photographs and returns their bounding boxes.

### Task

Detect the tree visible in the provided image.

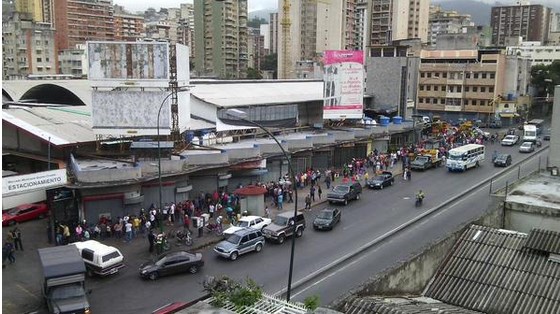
[246,67,262,79]
[530,61,560,97]
[247,17,266,28]
[261,53,277,72]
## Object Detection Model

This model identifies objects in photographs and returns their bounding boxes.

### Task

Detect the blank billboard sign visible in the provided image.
[92,91,172,136]
[87,42,169,87]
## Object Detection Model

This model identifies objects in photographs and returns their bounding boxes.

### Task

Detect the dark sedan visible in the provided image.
[313,208,341,231]
[493,153,512,167]
[139,250,204,280]
[366,171,394,189]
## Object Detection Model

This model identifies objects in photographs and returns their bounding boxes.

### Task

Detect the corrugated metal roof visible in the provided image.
[523,228,560,255]
[344,296,482,314]
[191,81,324,107]
[424,225,560,314]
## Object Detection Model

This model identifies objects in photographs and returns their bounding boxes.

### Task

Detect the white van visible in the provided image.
[72,240,125,276]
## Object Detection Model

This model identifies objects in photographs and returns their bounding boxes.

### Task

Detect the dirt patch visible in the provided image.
[511,190,526,196]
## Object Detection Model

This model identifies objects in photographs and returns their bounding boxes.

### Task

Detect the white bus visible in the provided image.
[446,144,485,172]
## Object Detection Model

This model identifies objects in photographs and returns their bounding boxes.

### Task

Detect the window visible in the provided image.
[248,232,257,240]
[434,86,438,91]
[489,87,494,93]
[442,72,447,78]
[481,87,486,92]
[420,72,425,78]
[102,251,121,262]
[474,73,479,79]
[482,73,487,79]
[472,86,478,92]
[420,85,424,91]
[241,235,250,243]
[490,73,495,79]
[465,86,470,92]
[82,249,94,262]
[426,85,431,91]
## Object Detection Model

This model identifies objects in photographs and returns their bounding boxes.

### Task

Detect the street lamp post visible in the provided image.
[157,87,189,235]
[225,108,299,301]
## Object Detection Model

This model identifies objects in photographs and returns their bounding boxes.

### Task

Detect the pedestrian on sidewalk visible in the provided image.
[12,227,23,251]
[148,230,155,253]
[403,168,408,181]
[406,167,412,181]
[183,214,192,233]
[3,241,15,266]
[310,185,316,202]
[318,185,322,200]
[325,174,331,189]
[264,206,270,218]
[125,220,133,242]
[277,193,284,210]
[305,194,312,210]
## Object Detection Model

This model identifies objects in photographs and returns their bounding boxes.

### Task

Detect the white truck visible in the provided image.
[523,124,538,143]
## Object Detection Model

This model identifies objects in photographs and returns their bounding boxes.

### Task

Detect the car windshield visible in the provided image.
[496,155,507,161]
[317,211,333,219]
[333,185,350,193]
[504,136,515,140]
[415,156,428,162]
[226,234,241,244]
[155,256,169,266]
[273,215,289,226]
[521,143,531,148]
[448,152,464,160]
[238,221,250,227]
[50,284,85,300]
[373,176,385,181]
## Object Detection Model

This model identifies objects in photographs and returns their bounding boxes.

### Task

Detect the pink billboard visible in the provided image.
[323,50,364,120]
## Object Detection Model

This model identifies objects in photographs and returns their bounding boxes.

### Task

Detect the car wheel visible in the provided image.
[356,193,361,199]
[476,161,480,168]
[188,265,199,274]
[295,227,303,237]
[380,184,384,190]
[278,234,285,244]
[464,166,467,171]
[390,180,393,186]
[344,198,348,205]
[255,243,263,253]
[148,272,159,280]
[230,251,238,261]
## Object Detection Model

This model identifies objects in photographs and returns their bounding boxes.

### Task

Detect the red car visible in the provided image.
[2,203,49,226]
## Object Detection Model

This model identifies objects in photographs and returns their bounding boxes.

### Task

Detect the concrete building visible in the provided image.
[416,49,506,122]
[490,3,551,46]
[428,4,473,47]
[435,25,491,50]
[505,42,560,66]
[144,21,171,42]
[247,27,265,72]
[58,44,87,78]
[114,12,145,42]
[2,13,56,80]
[53,0,114,53]
[366,0,430,46]
[193,0,248,79]
[551,86,560,169]
[365,40,422,120]
[15,0,43,22]
[269,12,278,54]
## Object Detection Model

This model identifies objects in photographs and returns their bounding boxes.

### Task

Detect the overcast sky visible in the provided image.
[113,0,278,14]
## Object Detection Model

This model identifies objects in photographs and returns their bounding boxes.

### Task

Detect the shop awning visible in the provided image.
[500,113,515,118]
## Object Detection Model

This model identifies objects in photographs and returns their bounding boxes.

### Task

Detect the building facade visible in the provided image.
[58,44,87,78]
[490,4,551,46]
[114,13,144,42]
[428,5,473,47]
[2,13,56,79]
[193,0,248,79]
[15,0,43,22]
[53,0,114,52]
[506,42,560,66]
[367,0,430,46]
[269,12,278,54]
[416,49,506,121]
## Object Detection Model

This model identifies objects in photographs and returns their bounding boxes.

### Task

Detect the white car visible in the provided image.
[501,135,519,146]
[223,215,272,236]
[519,142,535,153]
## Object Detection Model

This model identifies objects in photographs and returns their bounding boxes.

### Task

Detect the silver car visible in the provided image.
[519,142,534,153]
[213,228,264,261]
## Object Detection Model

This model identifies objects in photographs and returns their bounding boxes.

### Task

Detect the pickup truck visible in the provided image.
[327,182,362,205]
[410,155,441,171]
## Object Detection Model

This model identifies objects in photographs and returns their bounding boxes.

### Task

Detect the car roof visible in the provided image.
[321,208,337,212]
[496,154,510,159]
[239,215,261,221]
[72,240,122,255]
[232,227,261,236]
[521,142,532,145]
[277,211,304,218]
[158,250,195,259]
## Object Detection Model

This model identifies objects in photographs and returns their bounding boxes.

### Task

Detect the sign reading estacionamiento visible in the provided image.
[323,50,364,120]
[2,169,67,195]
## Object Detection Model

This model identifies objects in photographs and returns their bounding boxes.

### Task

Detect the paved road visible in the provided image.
[2,140,548,313]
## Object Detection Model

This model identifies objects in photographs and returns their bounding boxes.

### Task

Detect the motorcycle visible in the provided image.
[415,195,424,207]
[175,229,193,246]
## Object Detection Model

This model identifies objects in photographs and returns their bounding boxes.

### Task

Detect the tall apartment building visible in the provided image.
[58,44,87,78]
[15,0,43,22]
[2,13,56,79]
[269,12,279,54]
[193,0,248,79]
[53,0,114,52]
[490,3,551,46]
[366,0,430,46]
[114,12,144,42]
[278,0,345,79]
[506,42,560,66]
[416,49,506,121]
[428,5,473,47]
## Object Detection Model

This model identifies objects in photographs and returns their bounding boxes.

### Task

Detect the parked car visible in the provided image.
[223,215,271,237]
[543,133,551,141]
[366,171,394,189]
[2,202,48,226]
[72,240,125,277]
[489,120,502,129]
[327,182,362,205]
[262,211,306,244]
[519,142,535,153]
[313,208,341,231]
[214,228,265,260]
[493,153,512,167]
[501,135,519,146]
[139,250,204,280]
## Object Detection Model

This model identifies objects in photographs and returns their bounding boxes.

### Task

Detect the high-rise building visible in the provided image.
[428,5,473,47]
[490,3,551,46]
[53,0,114,52]
[15,0,43,22]
[269,12,279,54]
[2,13,56,79]
[114,13,144,42]
[367,0,430,46]
[193,0,248,79]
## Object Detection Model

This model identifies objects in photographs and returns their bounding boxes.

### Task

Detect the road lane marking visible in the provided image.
[16,283,40,301]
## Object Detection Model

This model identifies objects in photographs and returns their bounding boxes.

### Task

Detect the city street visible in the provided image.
[2,141,548,314]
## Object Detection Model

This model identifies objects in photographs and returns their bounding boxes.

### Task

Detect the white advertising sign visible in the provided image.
[2,169,67,195]
[323,50,364,120]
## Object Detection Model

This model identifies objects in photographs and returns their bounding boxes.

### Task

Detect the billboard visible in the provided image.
[87,41,169,87]
[2,169,67,196]
[323,50,364,120]
[92,91,172,136]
